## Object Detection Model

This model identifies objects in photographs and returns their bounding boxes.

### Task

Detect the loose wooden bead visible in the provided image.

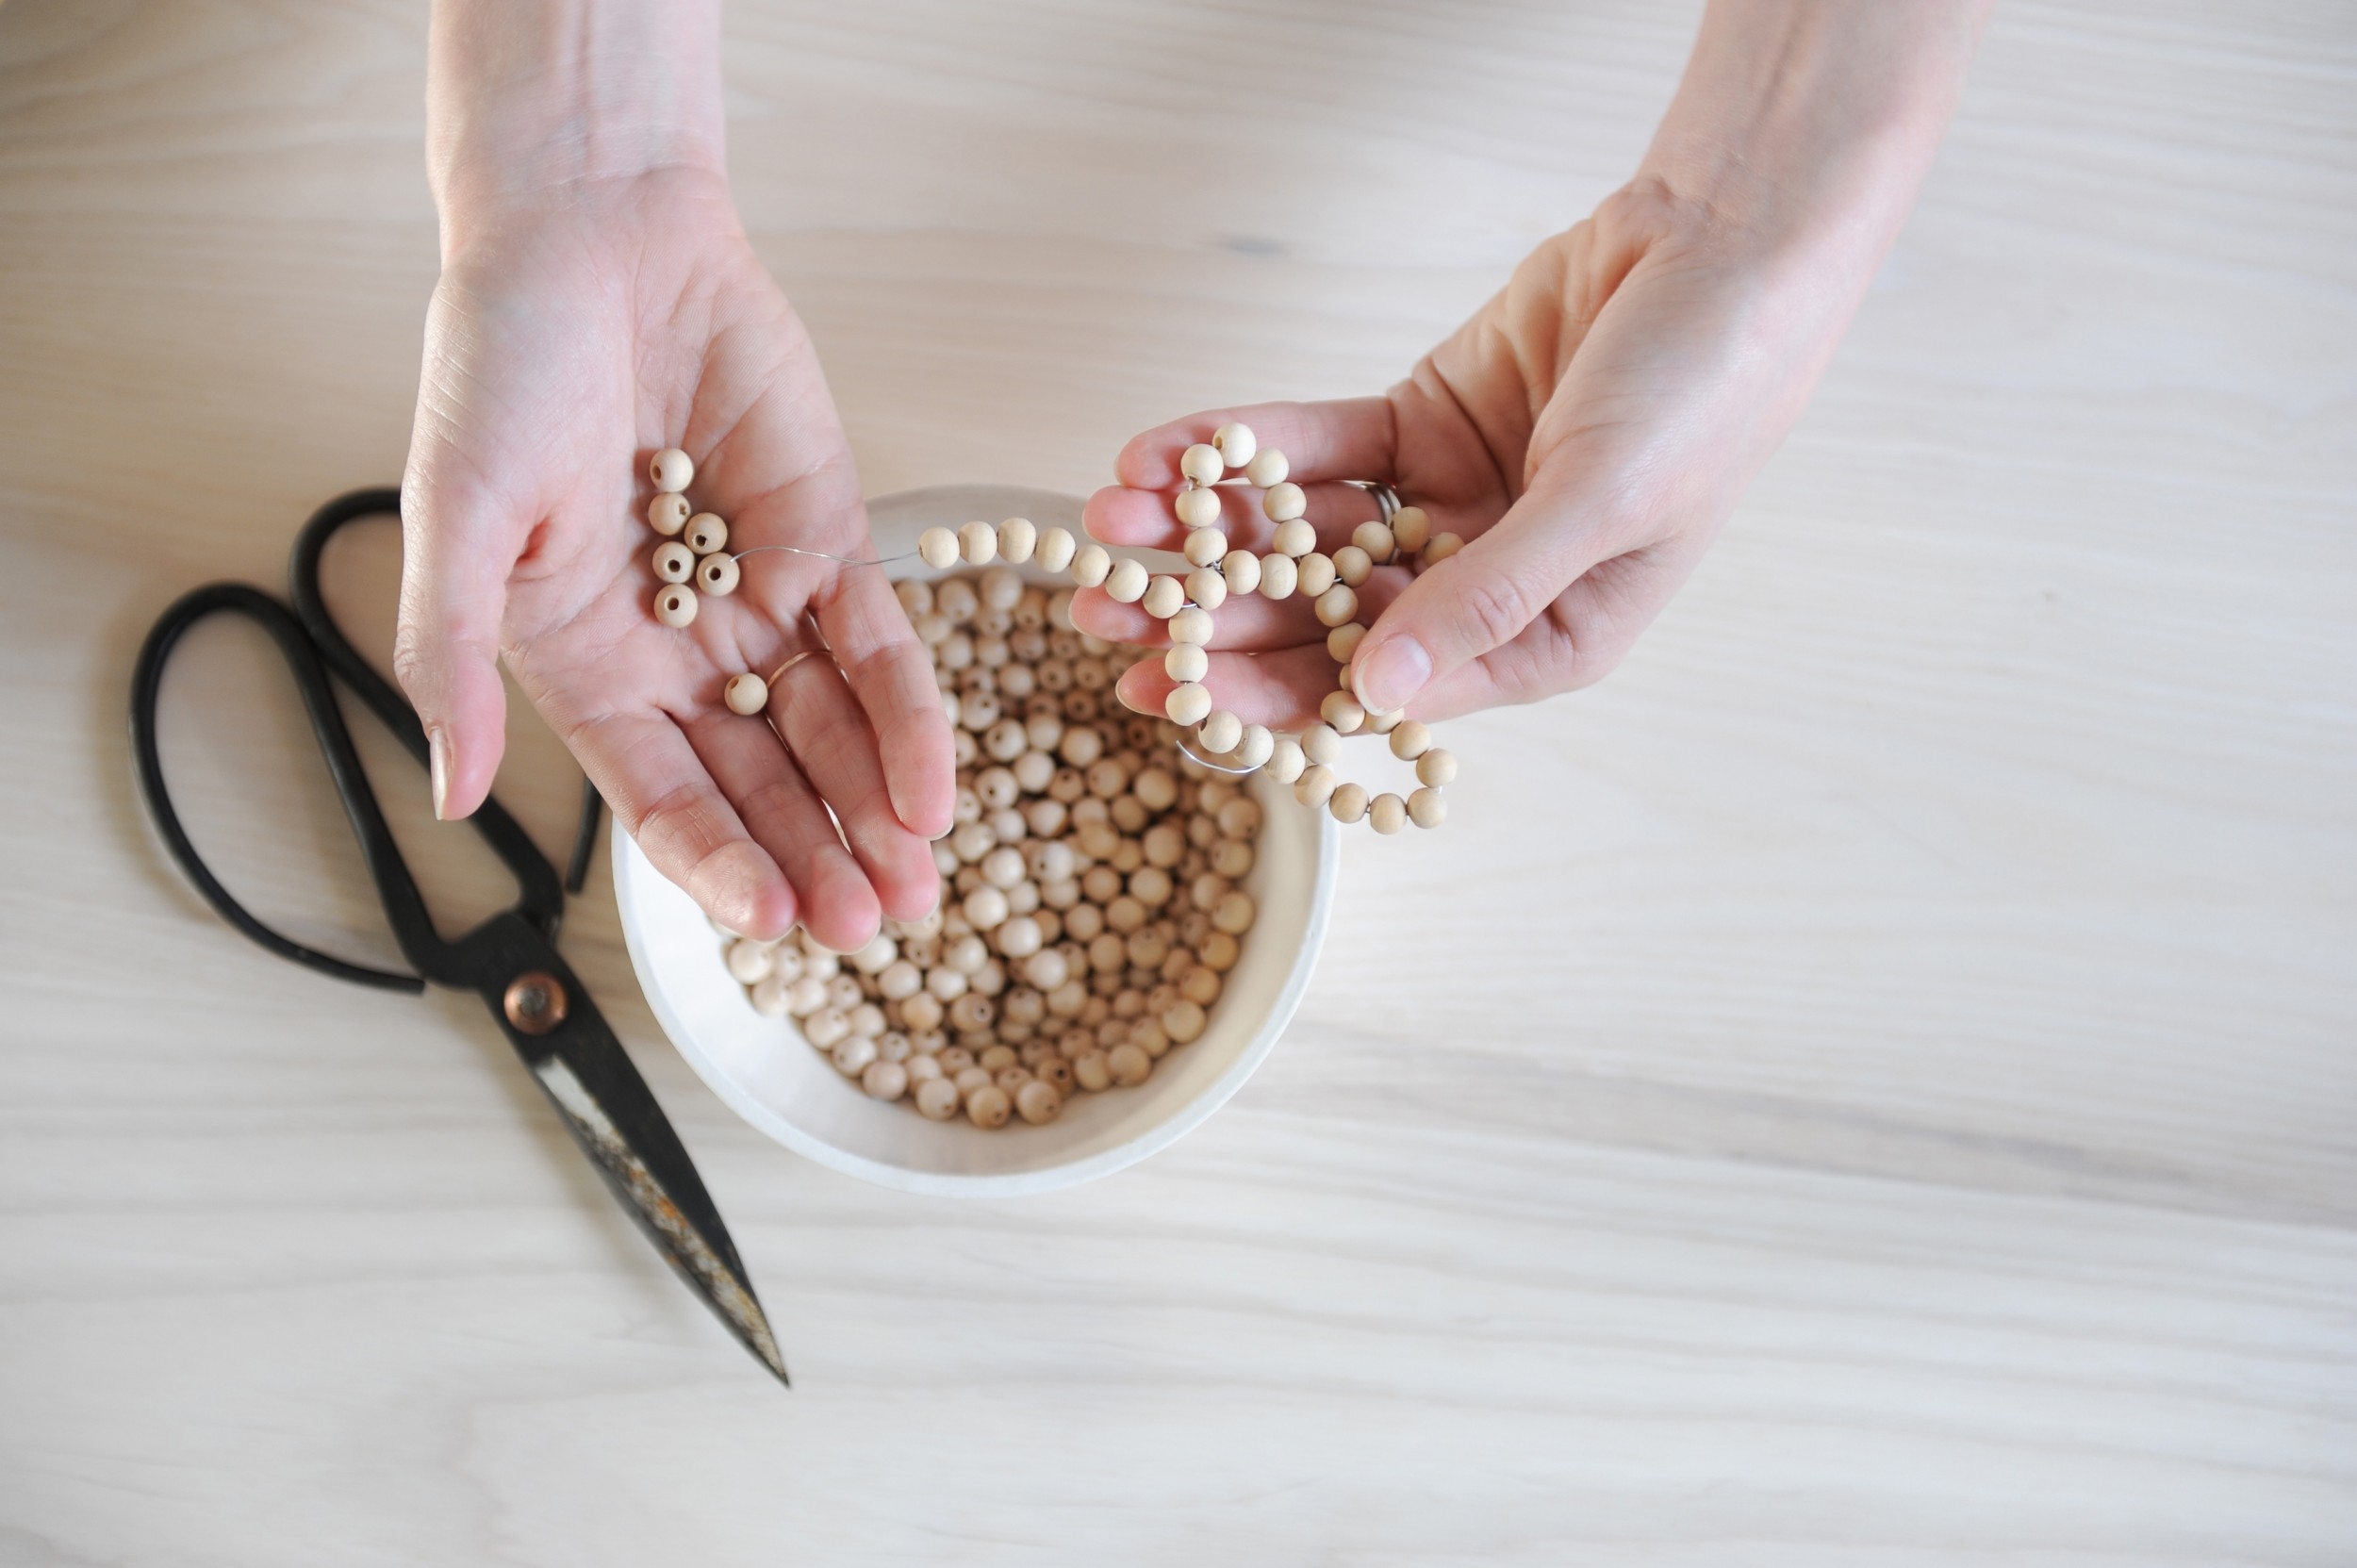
[1314,583,1359,628]
[914,1076,961,1119]
[1072,1049,1112,1091]
[1035,526,1078,573]
[1161,999,1207,1045]
[1272,517,1316,558]
[1352,520,1396,564]
[649,492,691,535]
[1176,488,1224,530]
[1267,735,1305,783]
[725,938,775,984]
[1180,443,1225,485]
[1212,421,1257,469]
[1108,1042,1152,1086]
[1167,606,1213,645]
[1070,543,1112,587]
[651,540,696,584]
[1328,782,1369,825]
[685,514,729,554]
[1234,724,1274,769]
[1369,792,1408,834]
[649,448,694,492]
[1185,567,1228,611]
[1296,553,1337,598]
[1165,683,1211,726]
[1245,448,1289,488]
[1327,622,1366,664]
[1183,527,1228,568]
[1140,574,1185,619]
[1424,531,1464,564]
[1257,553,1297,600]
[1015,1078,1063,1124]
[1332,545,1372,587]
[918,526,961,568]
[1221,549,1261,595]
[1390,505,1432,554]
[965,1082,1013,1128]
[863,1059,910,1100]
[1211,890,1256,934]
[959,520,998,565]
[1104,559,1148,604]
[653,584,699,627]
[1294,763,1337,808]
[1416,747,1458,786]
[997,517,1036,563]
[1165,643,1209,684]
[1263,481,1307,522]
[724,672,768,716]
[1409,785,1447,828]
[1320,691,1365,733]
[964,885,1010,931]
[697,553,740,596]
[980,566,1023,611]
[1198,709,1243,755]
[1389,720,1432,760]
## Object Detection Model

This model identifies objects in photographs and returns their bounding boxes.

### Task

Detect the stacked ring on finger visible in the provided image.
[909,424,1463,834]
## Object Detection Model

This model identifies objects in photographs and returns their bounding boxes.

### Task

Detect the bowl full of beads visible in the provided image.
[617,481,1341,1196]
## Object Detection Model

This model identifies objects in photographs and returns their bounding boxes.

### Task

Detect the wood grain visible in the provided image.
[1,0,2351,1561]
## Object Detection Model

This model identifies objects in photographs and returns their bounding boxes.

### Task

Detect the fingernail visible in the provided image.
[427,726,452,820]
[1353,636,1430,715]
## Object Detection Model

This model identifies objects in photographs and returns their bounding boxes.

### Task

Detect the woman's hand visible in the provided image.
[1080,0,1987,728]
[398,1,951,948]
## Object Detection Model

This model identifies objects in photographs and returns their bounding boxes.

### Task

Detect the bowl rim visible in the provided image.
[611,483,1339,1197]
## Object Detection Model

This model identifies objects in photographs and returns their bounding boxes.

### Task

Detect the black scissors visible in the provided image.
[129,487,786,1385]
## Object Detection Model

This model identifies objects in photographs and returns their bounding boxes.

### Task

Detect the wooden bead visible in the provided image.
[724,672,768,716]
[1165,683,1211,726]
[1211,890,1256,934]
[1167,606,1213,645]
[1391,505,1432,554]
[965,1083,1013,1129]
[1073,1050,1113,1092]
[1244,448,1288,488]
[1234,724,1274,769]
[1263,481,1307,522]
[979,567,1023,613]
[914,1076,961,1119]
[649,492,691,535]
[1185,567,1228,611]
[1272,517,1316,557]
[1035,525,1078,573]
[1267,735,1306,784]
[1424,531,1464,564]
[1070,543,1112,586]
[1107,1042,1152,1086]
[653,584,699,627]
[651,540,695,584]
[1332,545,1372,586]
[725,938,775,983]
[1352,520,1396,564]
[918,526,961,568]
[1389,720,1432,760]
[697,553,740,596]
[1409,785,1447,828]
[1104,560,1148,603]
[1365,707,1403,735]
[1369,792,1408,834]
[1294,763,1337,808]
[1416,748,1458,786]
[1212,421,1256,469]
[1257,553,1297,600]
[997,517,1036,563]
[1314,583,1359,628]
[1176,487,1224,530]
[1180,443,1225,485]
[863,1059,910,1100]
[1320,691,1365,734]
[1183,526,1228,568]
[1296,553,1337,598]
[1198,709,1243,754]
[684,514,728,554]
[959,520,998,565]
[1221,549,1261,595]
[1327,622,1366,664]
[1165,643,1210,684]
[1140,574,1185,619]
[1015,1078,1063,1124]
[1300,723,1341,766]
[649,448,694,492]
[1328,782,1369,825]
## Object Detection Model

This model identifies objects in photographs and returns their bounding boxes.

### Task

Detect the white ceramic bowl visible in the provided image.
[615,484,1337,1196]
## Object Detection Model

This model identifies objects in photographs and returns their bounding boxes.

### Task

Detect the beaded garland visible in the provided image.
[636,424,1461,834]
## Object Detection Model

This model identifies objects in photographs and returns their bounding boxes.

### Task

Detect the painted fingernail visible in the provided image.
[1353,636,1430,715]
[427,726,452,820]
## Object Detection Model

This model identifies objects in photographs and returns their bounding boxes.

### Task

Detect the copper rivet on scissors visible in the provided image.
[503,972,569,1035]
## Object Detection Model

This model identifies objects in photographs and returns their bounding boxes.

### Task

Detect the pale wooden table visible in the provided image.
[3,2,2352,1562]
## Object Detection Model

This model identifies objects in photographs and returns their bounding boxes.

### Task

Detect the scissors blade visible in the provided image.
[472,917,787,1385]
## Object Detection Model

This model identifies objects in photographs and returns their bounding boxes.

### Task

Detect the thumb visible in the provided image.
[393,478,514,821]
[1347,474,1607,716]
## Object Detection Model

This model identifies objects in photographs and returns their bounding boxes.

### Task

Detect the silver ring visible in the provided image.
[1345,480,1403,523]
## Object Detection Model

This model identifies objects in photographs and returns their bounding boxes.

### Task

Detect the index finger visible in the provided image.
[809,558,958,840]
